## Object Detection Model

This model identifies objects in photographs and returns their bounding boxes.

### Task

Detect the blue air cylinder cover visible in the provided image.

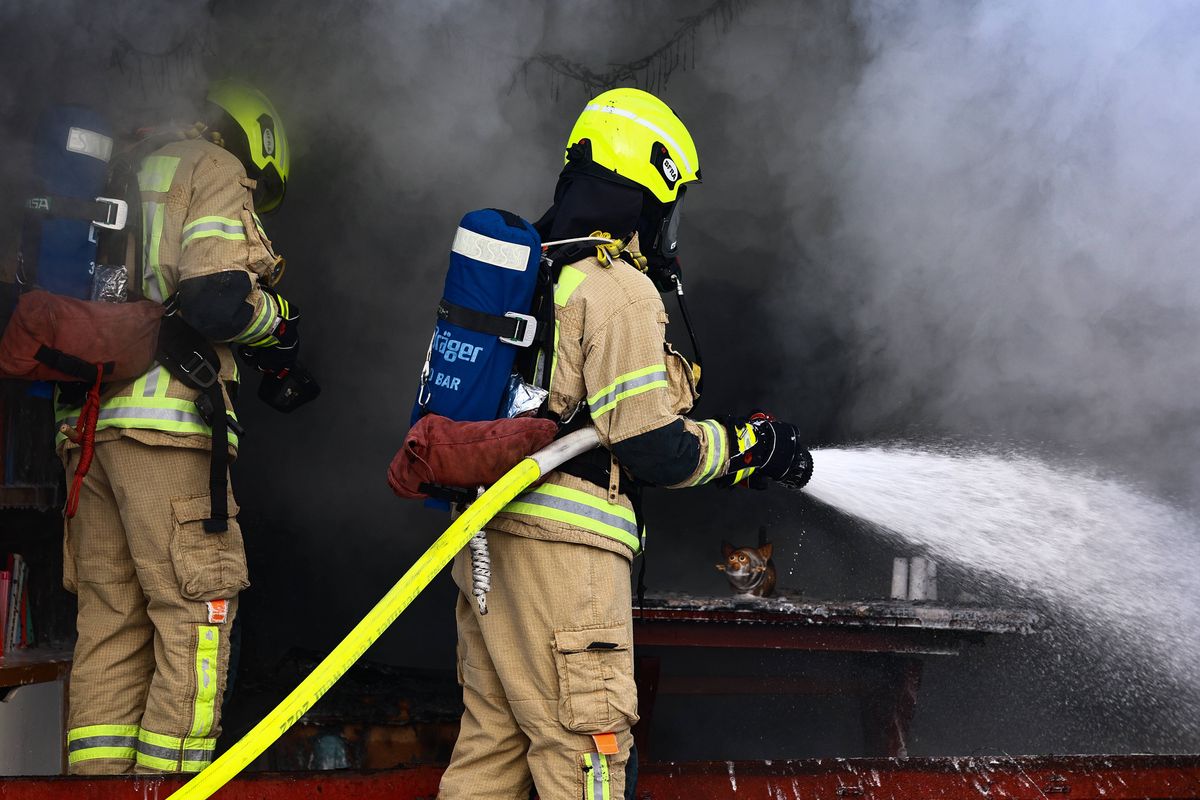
[412,209,542,425]
[25,105,114,299]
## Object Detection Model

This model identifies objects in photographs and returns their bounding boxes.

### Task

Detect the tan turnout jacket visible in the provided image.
[490,240,731,558]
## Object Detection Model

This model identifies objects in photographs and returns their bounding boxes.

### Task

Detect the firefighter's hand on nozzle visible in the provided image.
[724,411,813,491]
[238,291,300,376]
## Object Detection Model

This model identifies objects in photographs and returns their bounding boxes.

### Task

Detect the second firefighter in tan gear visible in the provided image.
[60,81,296,775]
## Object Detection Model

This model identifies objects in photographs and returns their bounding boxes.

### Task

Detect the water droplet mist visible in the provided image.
[802,444,1200,729]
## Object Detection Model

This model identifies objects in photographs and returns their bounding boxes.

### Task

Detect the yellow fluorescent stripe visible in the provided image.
[530,483,637,522]
[554,265,587,307]
[145,203,168,301]
[601,753,611,800]
[155,369,171,399]
[182,229,245,249]
[68,724,139,741]
[184,736,217,752]
[590,379,668,418]
[136,751,179,771]
[138,729,183,748]
[692,421,719,486]
[588,364,665,407]
[55,420,240,449]
[182,215,242,233]
[69,747,136,763]
[505,501,641,550]
[181,760,212,773]
[138,155,180,193]
[191,626,220,738]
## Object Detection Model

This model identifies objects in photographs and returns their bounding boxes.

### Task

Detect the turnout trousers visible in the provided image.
[62,437,248,774]
[439,529,637,800]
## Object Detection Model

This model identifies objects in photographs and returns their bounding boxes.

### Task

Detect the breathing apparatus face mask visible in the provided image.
[640,186,686,293]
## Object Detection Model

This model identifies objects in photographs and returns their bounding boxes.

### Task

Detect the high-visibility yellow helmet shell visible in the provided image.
[205,79,290,213]
[566,88,700,204]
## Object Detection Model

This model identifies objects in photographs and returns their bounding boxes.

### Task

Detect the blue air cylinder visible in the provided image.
[25,105,114,299]
[411,208,541,425]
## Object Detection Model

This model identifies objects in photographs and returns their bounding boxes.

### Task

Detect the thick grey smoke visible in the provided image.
[818,1,1200,499]
[4,0,1199,758]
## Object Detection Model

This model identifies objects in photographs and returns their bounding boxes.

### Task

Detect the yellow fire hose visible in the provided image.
[168,427,600,800]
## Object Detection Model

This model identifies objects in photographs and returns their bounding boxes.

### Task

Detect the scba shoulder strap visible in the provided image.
[156,309,242,533]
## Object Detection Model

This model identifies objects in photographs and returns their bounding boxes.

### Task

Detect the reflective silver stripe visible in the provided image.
[61,405,208,431]
[588,368,668,414]
[93,405,209,426]
[583,103,694,174]
[451,226,531,272]
[134,741,179,761]
[68,735,137,751]
[183,749,213,764]
[237,291,279,343]
[142,365,161,398]
[184,220,245,238]
[516,490,639,541]
[590,753,606,800]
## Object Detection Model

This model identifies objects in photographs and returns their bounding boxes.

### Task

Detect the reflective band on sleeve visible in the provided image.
[554,264,588,307]
[233,290,280,345]
[451,226,531,271]
[182,216,247,249]
[732,466,755,484]
[505,483,640,551]
[587,365,669,418]
[690,419,728,486]
[138,155,180,194]
[190,625,221,738]
[584,102,694,174]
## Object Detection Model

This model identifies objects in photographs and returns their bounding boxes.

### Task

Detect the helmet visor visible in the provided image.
[657,186,685,257]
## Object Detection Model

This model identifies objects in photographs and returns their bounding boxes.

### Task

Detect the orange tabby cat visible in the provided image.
[716,541,776,597]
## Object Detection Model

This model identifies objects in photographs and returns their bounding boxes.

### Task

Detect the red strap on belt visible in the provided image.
[64,365,104,519]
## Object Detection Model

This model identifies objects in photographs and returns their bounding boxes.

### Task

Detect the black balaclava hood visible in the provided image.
[534,165,644,243]
[535,143,683,292]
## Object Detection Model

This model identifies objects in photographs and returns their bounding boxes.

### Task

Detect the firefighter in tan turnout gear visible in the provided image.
[60,80,302,775]
[438,89,813,800]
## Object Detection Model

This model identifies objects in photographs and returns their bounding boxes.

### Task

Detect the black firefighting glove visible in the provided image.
[237,291,299,376]
[723,411,814,491]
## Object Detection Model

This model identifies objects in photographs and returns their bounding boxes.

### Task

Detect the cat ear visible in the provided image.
[759,541,773,560]
[721,540,735,559]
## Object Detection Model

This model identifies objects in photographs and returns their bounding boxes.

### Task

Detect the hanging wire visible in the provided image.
[508,0,754,98]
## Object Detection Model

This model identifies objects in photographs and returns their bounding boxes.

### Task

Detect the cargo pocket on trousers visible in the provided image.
[553,624,639,734]
[169,494,250,602]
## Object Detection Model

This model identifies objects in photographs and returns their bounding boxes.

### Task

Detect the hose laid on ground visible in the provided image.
[168,427,601,800]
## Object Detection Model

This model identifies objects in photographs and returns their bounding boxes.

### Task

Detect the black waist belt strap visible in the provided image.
[156,314,231,533]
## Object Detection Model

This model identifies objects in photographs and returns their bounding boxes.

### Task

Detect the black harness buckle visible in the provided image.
[179,351,218,389]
